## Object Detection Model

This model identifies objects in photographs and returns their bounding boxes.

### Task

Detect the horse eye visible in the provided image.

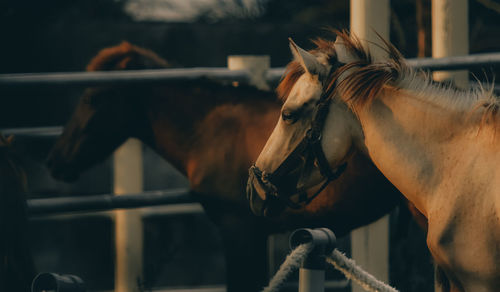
[281,110,299,124]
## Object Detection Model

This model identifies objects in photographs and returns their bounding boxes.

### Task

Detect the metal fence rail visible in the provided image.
[27,188,193,216]
[406,52,500,70]
[0,68,250,88]
[1,53,499,88]
[1,126,63,137]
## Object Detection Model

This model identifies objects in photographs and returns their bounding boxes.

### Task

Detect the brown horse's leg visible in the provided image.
[218,217,268,292]
[0,158,36,292]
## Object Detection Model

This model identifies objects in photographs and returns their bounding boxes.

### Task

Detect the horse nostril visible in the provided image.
[246,176,265,216]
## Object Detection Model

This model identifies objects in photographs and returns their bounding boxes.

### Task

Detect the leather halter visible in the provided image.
[249,73,347,213]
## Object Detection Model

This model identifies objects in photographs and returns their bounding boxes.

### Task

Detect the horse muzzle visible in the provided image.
[246,170,287,217]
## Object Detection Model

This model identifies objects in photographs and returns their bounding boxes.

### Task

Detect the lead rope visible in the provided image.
[261,244,313,292]
[263,243,399,292]
[326,249,399,292]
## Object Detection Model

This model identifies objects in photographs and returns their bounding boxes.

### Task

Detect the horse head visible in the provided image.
[247,33,366,216]
[47,42,168,182]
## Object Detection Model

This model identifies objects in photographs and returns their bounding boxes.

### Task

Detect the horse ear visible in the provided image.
[288,38,326,77]
[333,36,356,64]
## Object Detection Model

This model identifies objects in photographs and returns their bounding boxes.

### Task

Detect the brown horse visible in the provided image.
[46,42,406,291]
[0,134,36,292]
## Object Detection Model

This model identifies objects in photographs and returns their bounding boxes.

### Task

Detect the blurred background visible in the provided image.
[0,0,499,291]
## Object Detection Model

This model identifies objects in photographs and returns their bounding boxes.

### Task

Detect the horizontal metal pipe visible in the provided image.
[0,126,63,137]
[0,68,251,88]
[407,52,500,70]
[27,188,193,216]
[266,68,286,84]
[0,53,499,87]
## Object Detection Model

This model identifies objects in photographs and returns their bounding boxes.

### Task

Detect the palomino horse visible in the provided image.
[247,30,499,291]
[47,42,405,291]
[0,134,35,292]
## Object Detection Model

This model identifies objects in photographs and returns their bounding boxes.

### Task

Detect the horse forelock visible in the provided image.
[276,35,339,102]
[276,61,305,101]
[277,29,387,103]
[86,41,169,71]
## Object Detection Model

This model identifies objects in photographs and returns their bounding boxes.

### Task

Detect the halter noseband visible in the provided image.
[249,74,347,212]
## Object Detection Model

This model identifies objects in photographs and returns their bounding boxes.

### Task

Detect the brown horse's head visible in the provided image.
[46,42,168,182]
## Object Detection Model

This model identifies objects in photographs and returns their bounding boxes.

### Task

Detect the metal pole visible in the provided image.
[0,55,499,89]
[290,228,336,292]
[227,55,270,90]
[113,138,143,292]
[0,68,251,88]
[27,189,192,216]
[298,268,325,292]
[350,0,390,60]
[350,1,391,291]
[432,0,469,87]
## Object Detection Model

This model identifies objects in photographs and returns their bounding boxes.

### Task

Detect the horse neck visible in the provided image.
[353,87,495,217]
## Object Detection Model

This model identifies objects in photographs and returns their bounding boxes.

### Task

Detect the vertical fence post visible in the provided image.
[432,0,469,87]
[113,138,144,292]
[350,1,391,292]
[227,55,270,90]
[290,228,336,292]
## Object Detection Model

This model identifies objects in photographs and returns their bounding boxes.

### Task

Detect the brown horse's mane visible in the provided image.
[85,42,279,106]
[86,41,170,71]
[278,29,500,130]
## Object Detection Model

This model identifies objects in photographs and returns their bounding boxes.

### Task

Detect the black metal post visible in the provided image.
[289,228,336,292]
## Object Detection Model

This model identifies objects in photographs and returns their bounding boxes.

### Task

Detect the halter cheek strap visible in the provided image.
[249,93,348,211]
[249,62,349,212]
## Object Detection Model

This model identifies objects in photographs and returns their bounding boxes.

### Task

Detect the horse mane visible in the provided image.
[278,29,500,130]
[277,29,378,102]
[276,61,304,101]
[86,41,170,71]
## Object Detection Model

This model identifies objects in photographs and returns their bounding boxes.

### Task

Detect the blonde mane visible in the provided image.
[277,30,500,130]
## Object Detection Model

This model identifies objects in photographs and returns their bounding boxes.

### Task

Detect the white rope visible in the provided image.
[261,243,313,292]
[326,249,399,292]
[263,243,399,292]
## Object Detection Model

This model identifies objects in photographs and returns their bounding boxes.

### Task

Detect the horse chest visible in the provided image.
[427,194,500,291]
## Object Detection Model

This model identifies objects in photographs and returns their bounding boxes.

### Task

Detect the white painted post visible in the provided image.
[350,1,391,291]
[350,0,391,60]
[350,218,390,292]
[227,55,270,90]
[299,269,325,292]
[114,138,144,292]
[432,0,469,88]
